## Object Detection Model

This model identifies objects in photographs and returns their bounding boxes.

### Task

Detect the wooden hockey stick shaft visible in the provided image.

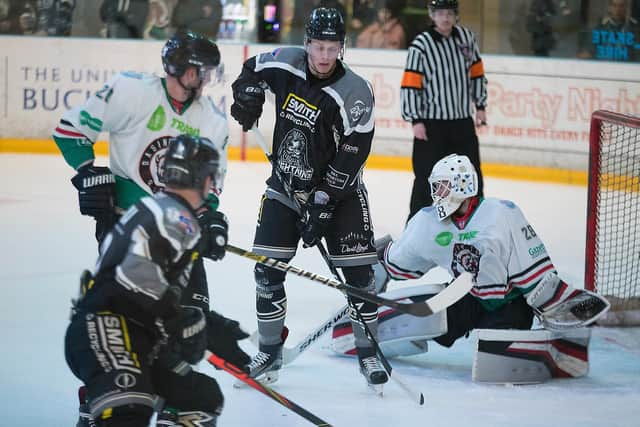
[207,353,332,426]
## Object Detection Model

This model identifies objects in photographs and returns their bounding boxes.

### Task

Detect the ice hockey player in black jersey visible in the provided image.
[64,135,250,427]
[229,7,388,388]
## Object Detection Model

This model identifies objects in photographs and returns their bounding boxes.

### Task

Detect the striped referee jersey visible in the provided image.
[400,25,487,121]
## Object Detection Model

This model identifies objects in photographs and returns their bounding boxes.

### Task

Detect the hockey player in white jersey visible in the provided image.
[379,153,610,350]
[53,32,242,426]
[54,30,228,242]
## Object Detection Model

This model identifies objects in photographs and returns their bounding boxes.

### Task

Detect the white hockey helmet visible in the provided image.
[428,154,478,220]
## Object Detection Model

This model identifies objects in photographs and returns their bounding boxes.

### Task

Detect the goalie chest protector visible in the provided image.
[472,328,591,384]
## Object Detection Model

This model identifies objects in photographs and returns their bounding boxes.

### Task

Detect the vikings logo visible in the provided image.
[139,136,172,193]
[451,243,480,279]
[277,129,314,180]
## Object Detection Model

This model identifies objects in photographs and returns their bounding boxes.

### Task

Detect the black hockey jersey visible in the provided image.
[75,192,202,327]
[236,47,375,201]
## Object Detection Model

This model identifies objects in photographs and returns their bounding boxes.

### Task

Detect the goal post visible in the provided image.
[586,110,640,326]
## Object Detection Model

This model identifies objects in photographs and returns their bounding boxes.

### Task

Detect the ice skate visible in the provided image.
[235,343,283,387]
[76,386,96,427]
[358,347,388,395]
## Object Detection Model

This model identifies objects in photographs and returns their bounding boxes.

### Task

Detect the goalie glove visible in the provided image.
[230,80,265,131]
[526,272,610,329]
[70,164,116,219]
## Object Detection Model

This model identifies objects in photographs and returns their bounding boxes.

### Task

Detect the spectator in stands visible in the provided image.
[33,0,75,36]
[143,0,176,39]
[100,0,149,38]
[17,1,37,34]
[172,0,222,39]
[356,0,407,49]
[351,0,377,34]
[0,0,20,34]
[577,0,640,61]
[525,0,570,57]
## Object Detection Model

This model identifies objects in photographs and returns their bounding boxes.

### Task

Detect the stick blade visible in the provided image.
[426,272,474,314]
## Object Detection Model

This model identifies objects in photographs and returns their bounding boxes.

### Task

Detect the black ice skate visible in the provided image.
[358,347,389,394]
[245,343,283,385]
[76,386,96,427]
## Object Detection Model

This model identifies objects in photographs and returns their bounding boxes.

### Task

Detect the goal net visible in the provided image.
[586,110,640,326]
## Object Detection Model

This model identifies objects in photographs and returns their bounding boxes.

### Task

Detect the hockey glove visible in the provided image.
[197,209,229,261]
[300,191,335,248]
[71,164,116,218]
[206,310,251,371]
[230,81,265,131]
[165,306,208,365]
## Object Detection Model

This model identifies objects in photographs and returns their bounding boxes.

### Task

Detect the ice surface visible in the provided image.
[0,154,638,427]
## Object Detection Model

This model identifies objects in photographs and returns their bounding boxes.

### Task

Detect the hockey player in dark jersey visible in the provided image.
[64,135,250,427]
[229,7,388,388]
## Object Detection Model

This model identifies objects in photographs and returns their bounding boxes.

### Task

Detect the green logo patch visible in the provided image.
[79,110,103,132]
[435,231,454,246]
[147,106,166,131]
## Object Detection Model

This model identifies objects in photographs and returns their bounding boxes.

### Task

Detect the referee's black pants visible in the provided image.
[408,117,484,221]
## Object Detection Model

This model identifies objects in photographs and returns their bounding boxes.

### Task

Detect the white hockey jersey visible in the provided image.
[53,71,229,210]
[383,198,556,311]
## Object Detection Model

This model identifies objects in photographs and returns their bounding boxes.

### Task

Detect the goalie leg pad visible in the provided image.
[472,328,591,384]
[332,284,448,357]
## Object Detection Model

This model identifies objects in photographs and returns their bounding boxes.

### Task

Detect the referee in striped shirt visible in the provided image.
[400,0,487,221]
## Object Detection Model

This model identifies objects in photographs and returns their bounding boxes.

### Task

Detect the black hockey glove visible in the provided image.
[300,191,335,248]
[206,310,251,370]
[230,81,265,131]
[71,164,116,218]
[197,209,228,261]
[165,306,208,365]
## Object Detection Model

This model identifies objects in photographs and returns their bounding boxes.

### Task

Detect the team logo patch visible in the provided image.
[178,213,195,234]
[451,243,480,279]
[281,93,320,131]
[435,231,454,247]
[338,232,369,254]
[277,129,314,180]
[115,372,137,389]
[139,136,172,193]
[147,106,166,131]
[349,100,370,122]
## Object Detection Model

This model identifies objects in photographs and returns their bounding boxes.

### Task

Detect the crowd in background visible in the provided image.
[0,0,639,62]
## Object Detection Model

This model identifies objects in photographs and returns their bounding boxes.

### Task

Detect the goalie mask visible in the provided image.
[428,154,478,221]
[162,134,222,195]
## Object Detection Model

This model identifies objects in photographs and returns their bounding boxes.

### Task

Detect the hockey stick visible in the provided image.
[226,244,473,316]
[207,353,332,426]
[248,304,350,365]
[314,242,425,405]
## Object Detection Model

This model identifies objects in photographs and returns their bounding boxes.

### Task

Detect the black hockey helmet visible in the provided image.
[305,7,346,44]
[428,0,458,13]
[162,31,221,78]
[162,134,221,190]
